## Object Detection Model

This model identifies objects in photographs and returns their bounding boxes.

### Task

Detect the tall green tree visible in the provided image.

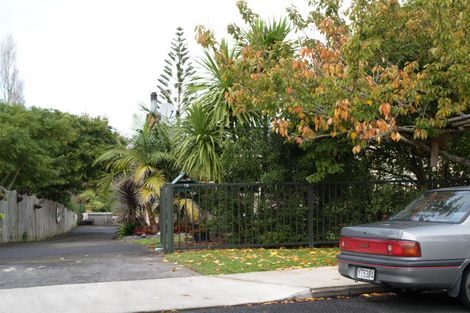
[156,27,195,119]
[0,103,120,200]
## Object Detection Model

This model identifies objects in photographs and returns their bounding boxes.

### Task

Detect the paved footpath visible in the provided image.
[0,267,382,313]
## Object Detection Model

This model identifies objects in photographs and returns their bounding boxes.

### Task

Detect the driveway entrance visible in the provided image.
[0,226,197,289]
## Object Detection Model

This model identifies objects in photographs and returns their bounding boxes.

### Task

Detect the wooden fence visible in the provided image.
[0,189,77,243]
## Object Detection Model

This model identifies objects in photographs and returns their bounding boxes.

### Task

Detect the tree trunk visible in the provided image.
[145,204,157,228]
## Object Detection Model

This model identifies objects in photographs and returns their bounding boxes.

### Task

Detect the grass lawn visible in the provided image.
[164,247,339,275]
[132,237,161,248]
[131,235,189,249]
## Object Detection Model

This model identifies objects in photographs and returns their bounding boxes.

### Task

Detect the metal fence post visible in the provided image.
[166,184,174,253]
[307,184,315,247]
[160,185,175,253]
[159,185,167,251]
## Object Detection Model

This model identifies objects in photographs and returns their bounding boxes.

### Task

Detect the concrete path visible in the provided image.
[222,266,360,289]
[0,226,197,289]
[0,267,381,313]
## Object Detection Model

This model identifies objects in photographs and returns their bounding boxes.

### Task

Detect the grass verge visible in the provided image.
[164,247,339,275]
[132,237,161,248]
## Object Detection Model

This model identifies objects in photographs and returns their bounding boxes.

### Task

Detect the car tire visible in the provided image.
[459,269,470,307]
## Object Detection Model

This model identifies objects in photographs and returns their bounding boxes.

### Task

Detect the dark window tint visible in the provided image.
[390,191,470,223]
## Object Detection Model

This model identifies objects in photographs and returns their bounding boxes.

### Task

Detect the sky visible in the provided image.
[0,0,309,135]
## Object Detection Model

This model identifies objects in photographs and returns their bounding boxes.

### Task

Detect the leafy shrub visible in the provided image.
[118,223,137,237]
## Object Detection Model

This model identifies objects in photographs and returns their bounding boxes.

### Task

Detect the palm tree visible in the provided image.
[244,18,293,55]
[95,123,173,227]
[191,40,252,128]
[174,103,223,182]
[178,17,294,183]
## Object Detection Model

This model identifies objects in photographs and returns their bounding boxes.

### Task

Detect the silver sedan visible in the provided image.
[338,186,470,306]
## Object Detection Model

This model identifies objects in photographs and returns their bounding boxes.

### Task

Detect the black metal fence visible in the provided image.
[159,180,465,252]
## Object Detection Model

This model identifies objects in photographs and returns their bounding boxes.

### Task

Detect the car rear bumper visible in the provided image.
[338,253,464,289]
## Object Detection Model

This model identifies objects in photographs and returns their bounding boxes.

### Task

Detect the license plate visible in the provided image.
[357,267,376,281]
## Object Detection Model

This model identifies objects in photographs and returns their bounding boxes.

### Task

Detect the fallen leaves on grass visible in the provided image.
[164,247,339,275]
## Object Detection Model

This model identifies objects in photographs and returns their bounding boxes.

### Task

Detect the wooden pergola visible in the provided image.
[398,114,470,167]
[448,114,470,130]
[431,114,470,167]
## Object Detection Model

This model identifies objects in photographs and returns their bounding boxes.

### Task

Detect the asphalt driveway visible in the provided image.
[0,226,197,289]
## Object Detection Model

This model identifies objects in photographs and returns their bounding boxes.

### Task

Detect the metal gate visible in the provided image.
[159,180,461,253]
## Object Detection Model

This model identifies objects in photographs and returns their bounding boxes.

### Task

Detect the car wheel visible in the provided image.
[459,269,470,307]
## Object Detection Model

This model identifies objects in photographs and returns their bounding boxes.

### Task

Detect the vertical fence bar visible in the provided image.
[168,184,175,253]
[160,186,166,251]
[307,184,314,247]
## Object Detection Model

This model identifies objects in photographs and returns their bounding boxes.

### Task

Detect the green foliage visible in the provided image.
[0,213,4,220]
[95,117,175,226]
[218,0,470,174]
[174,104,223,182]
[132,237,161,248]
[96,122,172,199]
[64,199,86,214]
[115,179,141,225]
[118,223,137,237]
[194,185,310,246]
[220,126,299,184]
[192,41,244,127]
[0,103,120,200]
[319,183,424,240]
[78,189,114,212]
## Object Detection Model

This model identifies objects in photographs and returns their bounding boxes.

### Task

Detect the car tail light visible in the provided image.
[340,237,421,257]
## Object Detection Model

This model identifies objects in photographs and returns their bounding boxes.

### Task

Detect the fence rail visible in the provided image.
[159,179,466,253]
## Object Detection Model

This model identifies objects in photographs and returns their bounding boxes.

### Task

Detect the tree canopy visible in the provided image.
[189,0,469,183]
[199,0,469,170]
[0,103,121,201]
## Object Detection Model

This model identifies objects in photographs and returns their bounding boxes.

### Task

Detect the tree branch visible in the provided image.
[396,125,467,134]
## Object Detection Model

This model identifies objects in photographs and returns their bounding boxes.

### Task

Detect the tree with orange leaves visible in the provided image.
[219,0,469,170]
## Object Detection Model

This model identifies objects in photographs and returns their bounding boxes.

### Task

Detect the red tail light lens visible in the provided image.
[340,237,421,257]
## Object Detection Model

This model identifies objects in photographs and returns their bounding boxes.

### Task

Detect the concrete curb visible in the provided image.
[296,284,389,299]
[175,285,389,312]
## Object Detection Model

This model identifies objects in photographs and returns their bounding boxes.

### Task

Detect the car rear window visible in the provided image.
[389,191,470,223]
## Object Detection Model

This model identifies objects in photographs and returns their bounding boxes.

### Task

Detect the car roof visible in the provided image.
[427,186,470,193]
